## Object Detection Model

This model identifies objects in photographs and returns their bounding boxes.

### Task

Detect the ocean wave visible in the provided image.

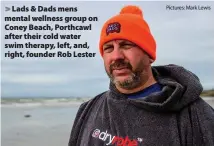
[1,98,90,107]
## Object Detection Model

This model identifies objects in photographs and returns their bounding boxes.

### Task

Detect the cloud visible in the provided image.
[1,1,214,97]
[2,73,68,85]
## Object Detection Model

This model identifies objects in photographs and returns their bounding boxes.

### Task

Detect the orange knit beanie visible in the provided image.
[99,5,156,60]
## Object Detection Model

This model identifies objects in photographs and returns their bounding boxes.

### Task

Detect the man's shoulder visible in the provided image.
[192,97,213,109]
[194,97,214,112]
[79,91,109,110]
[73,91,109,123]
[188,97,214,119]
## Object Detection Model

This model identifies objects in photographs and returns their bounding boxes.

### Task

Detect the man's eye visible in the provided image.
[103,47,113,53]
[121,44,135,49]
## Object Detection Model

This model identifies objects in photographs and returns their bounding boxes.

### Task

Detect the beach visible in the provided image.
[1,98,82,146]
[1,97,214,146]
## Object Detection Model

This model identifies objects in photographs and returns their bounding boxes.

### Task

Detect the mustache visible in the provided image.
[110,59,132,74]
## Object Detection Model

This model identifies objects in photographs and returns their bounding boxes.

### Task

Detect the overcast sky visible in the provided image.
[1,1,214,98]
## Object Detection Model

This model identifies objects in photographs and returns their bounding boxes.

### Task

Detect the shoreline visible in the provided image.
[1,97,213,108]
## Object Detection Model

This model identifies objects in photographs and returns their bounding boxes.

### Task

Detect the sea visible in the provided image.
[1,97,214,146]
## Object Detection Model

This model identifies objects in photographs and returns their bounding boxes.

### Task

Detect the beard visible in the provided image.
[105,59,146,90]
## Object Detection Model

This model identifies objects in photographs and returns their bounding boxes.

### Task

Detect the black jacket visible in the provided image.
[69,64,214,146]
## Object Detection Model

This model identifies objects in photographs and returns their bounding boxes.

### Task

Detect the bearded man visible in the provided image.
[68,5,214,146]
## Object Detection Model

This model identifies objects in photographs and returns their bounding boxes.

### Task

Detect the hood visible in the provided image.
[109,64,203,112]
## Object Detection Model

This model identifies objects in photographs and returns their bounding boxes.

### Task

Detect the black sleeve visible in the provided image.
[68,102,88,146]
[68,92,106,146]
[189,98,214,146]
[197,99,214,146]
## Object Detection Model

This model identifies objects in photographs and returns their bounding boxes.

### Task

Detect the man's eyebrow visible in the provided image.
[103,43,113,49]
[103,40,136,48]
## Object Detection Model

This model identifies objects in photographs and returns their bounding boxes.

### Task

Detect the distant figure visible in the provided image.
[68,5,214,146]
[24,114,31,118]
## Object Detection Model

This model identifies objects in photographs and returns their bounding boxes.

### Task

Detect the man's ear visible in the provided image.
[144,51,154,64]
[149,58,154,64]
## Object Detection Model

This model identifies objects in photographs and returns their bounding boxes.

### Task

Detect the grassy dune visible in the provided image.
[201,89,214,97]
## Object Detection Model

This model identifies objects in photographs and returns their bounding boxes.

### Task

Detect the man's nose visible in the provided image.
[111,48,124,61]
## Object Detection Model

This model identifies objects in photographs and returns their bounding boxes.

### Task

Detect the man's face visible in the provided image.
[103,39,152,89]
